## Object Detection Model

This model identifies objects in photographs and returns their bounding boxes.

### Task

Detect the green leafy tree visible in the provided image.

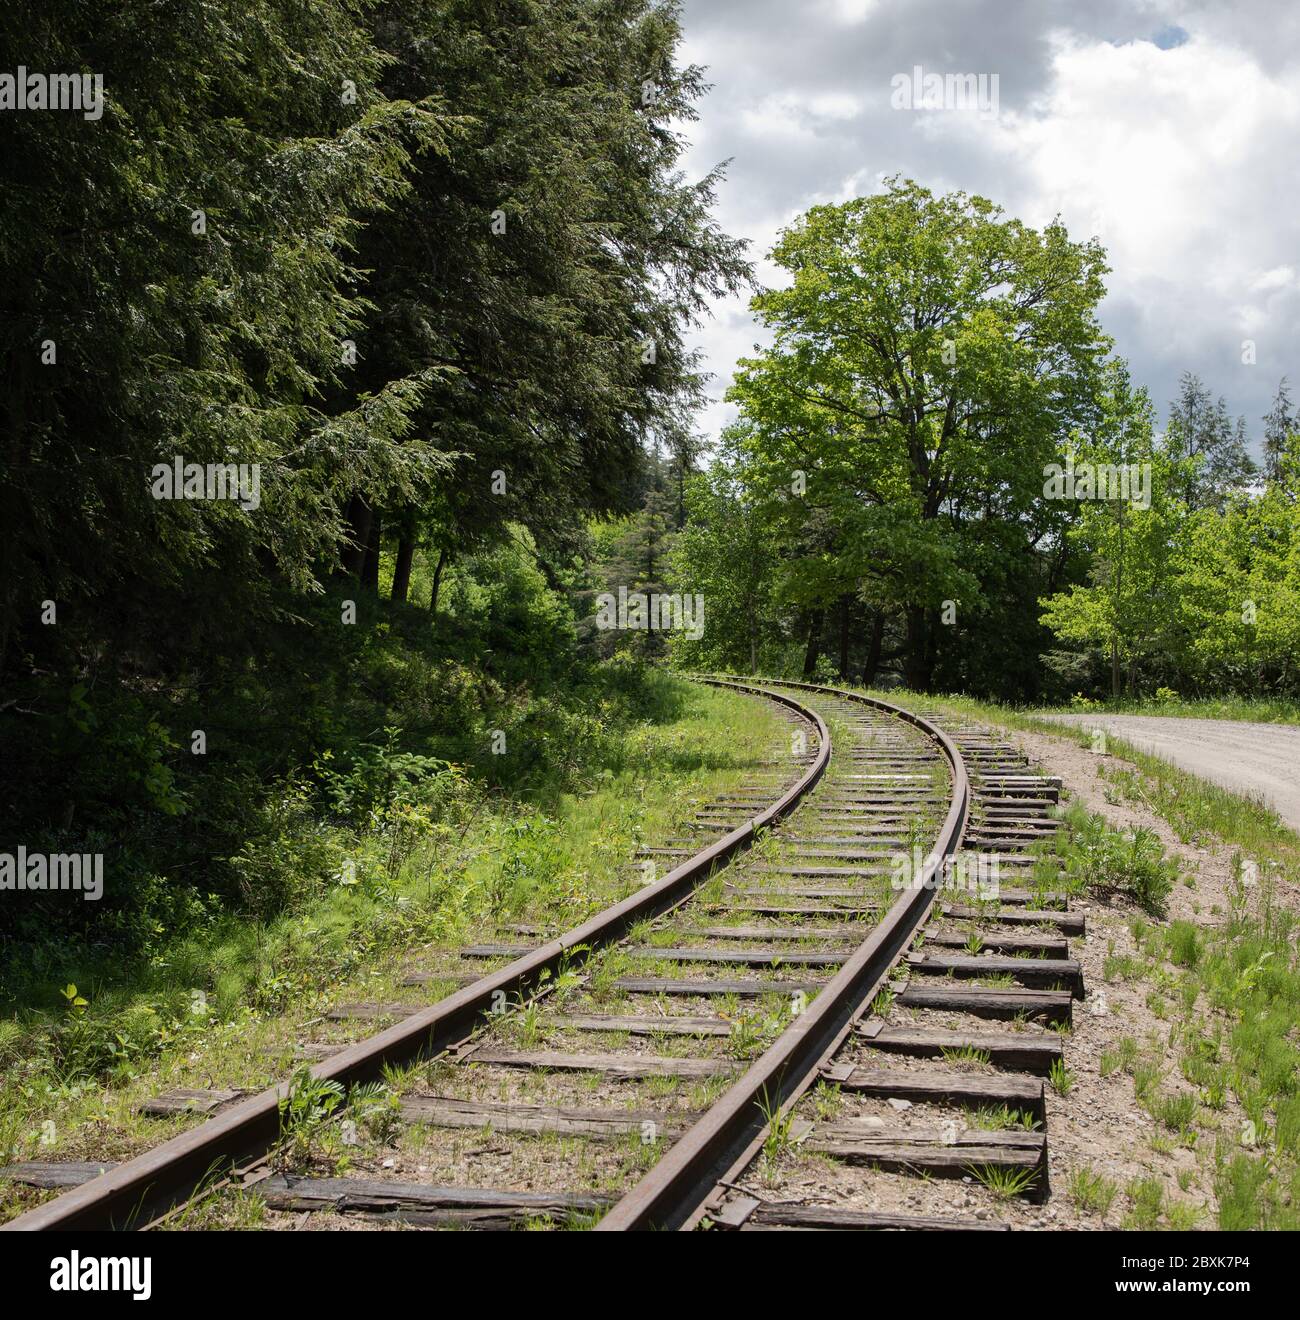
[727,177,1111,689]
[1170,471,1300,692]
[667,453,783,672]
[1039,366,1185,696]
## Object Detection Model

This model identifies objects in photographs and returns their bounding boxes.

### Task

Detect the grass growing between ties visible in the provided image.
[966,1162,1039,1200]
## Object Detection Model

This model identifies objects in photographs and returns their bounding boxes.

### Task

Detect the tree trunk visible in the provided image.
[1110,638,1120,700]
[902,606,934,691]
[748,591,758,673]
[801,609,824,677]
[391,536,414,604]
[837,596,852,677]
[925,608,940,686]
[339,494,372,580]
[862,610,885,686]
[429,547,448,617]
[361,509,382,593]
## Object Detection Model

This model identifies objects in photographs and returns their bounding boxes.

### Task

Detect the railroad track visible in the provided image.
[603,679,1081,1231]
[0,679,824,1230]
[2,678,1085,1232]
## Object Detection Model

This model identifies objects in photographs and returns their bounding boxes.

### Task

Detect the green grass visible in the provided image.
[1048,1058,1075,1097]
[1123,1176,1168,1230]
[756,1087,798,1183]
[1051,809,1177,918]
[0,675,788,1211]
[969,1105,1039,1132]
[966,1162,1039,1200]
[1094,759,1300,863]
[1099,1042,1130,1079]
[1035,694,1300,726]
[940,1046,992,1067]
[1068,1166,1119,1218]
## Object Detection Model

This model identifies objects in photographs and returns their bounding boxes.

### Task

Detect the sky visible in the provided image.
[675,0,1300,454]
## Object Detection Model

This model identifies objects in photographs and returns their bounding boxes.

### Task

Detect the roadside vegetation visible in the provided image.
[1,0,747,1085]
[987,702,1299,871]
[880,686,1300,1230]
[1038,694,1300,726]
[1092,881,1300,1230]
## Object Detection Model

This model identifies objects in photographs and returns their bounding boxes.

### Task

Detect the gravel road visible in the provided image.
[1041,713,1300,831]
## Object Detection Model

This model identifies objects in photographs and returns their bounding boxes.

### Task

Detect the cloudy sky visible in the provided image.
[676,0,1300,454]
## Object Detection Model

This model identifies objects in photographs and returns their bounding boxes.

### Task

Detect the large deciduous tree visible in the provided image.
[725,178,1111,690]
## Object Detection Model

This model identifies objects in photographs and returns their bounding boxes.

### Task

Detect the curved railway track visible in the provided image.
[604,679,1081,1231]
[1,680,826,1231]
[2,677,1084,1233]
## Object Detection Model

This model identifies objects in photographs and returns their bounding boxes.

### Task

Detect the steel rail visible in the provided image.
[596,676,970,1232]
[5,681,829,1231]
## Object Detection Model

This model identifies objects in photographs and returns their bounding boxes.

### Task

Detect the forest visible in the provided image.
[0,0,747,962]
[657,182,1300,702]
[3,1,1297,983]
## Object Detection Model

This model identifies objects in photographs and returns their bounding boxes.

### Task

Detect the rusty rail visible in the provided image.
[596,677,970,1232]
[4,681,829,1231]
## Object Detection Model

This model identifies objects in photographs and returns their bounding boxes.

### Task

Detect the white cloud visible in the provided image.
[998,34,1299,272]
[1251,267,1297,293]
[676,1,1300,451]
[992,32,1300,406]
[824,0,880,24]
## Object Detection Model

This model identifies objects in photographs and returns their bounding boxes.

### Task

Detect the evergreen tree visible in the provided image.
[1165,372,1256,508]
[342,0,750,590]
[1263,377,1295,484]
[594,449,679,657]
[0,0,448,683]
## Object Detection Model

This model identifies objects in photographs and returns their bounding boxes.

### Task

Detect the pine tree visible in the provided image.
[339,0,750,588]
[598,450,679,657]
[1165,372,1256,508]
[0,0,448,682]
[1263,377,1294,483]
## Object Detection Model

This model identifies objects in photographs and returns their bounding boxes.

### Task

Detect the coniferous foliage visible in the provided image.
[345,0,749,577]
[1262,378,1294,485]
[0,0,748,954]
[0,0,448,682]
[1164,371,1256,509]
